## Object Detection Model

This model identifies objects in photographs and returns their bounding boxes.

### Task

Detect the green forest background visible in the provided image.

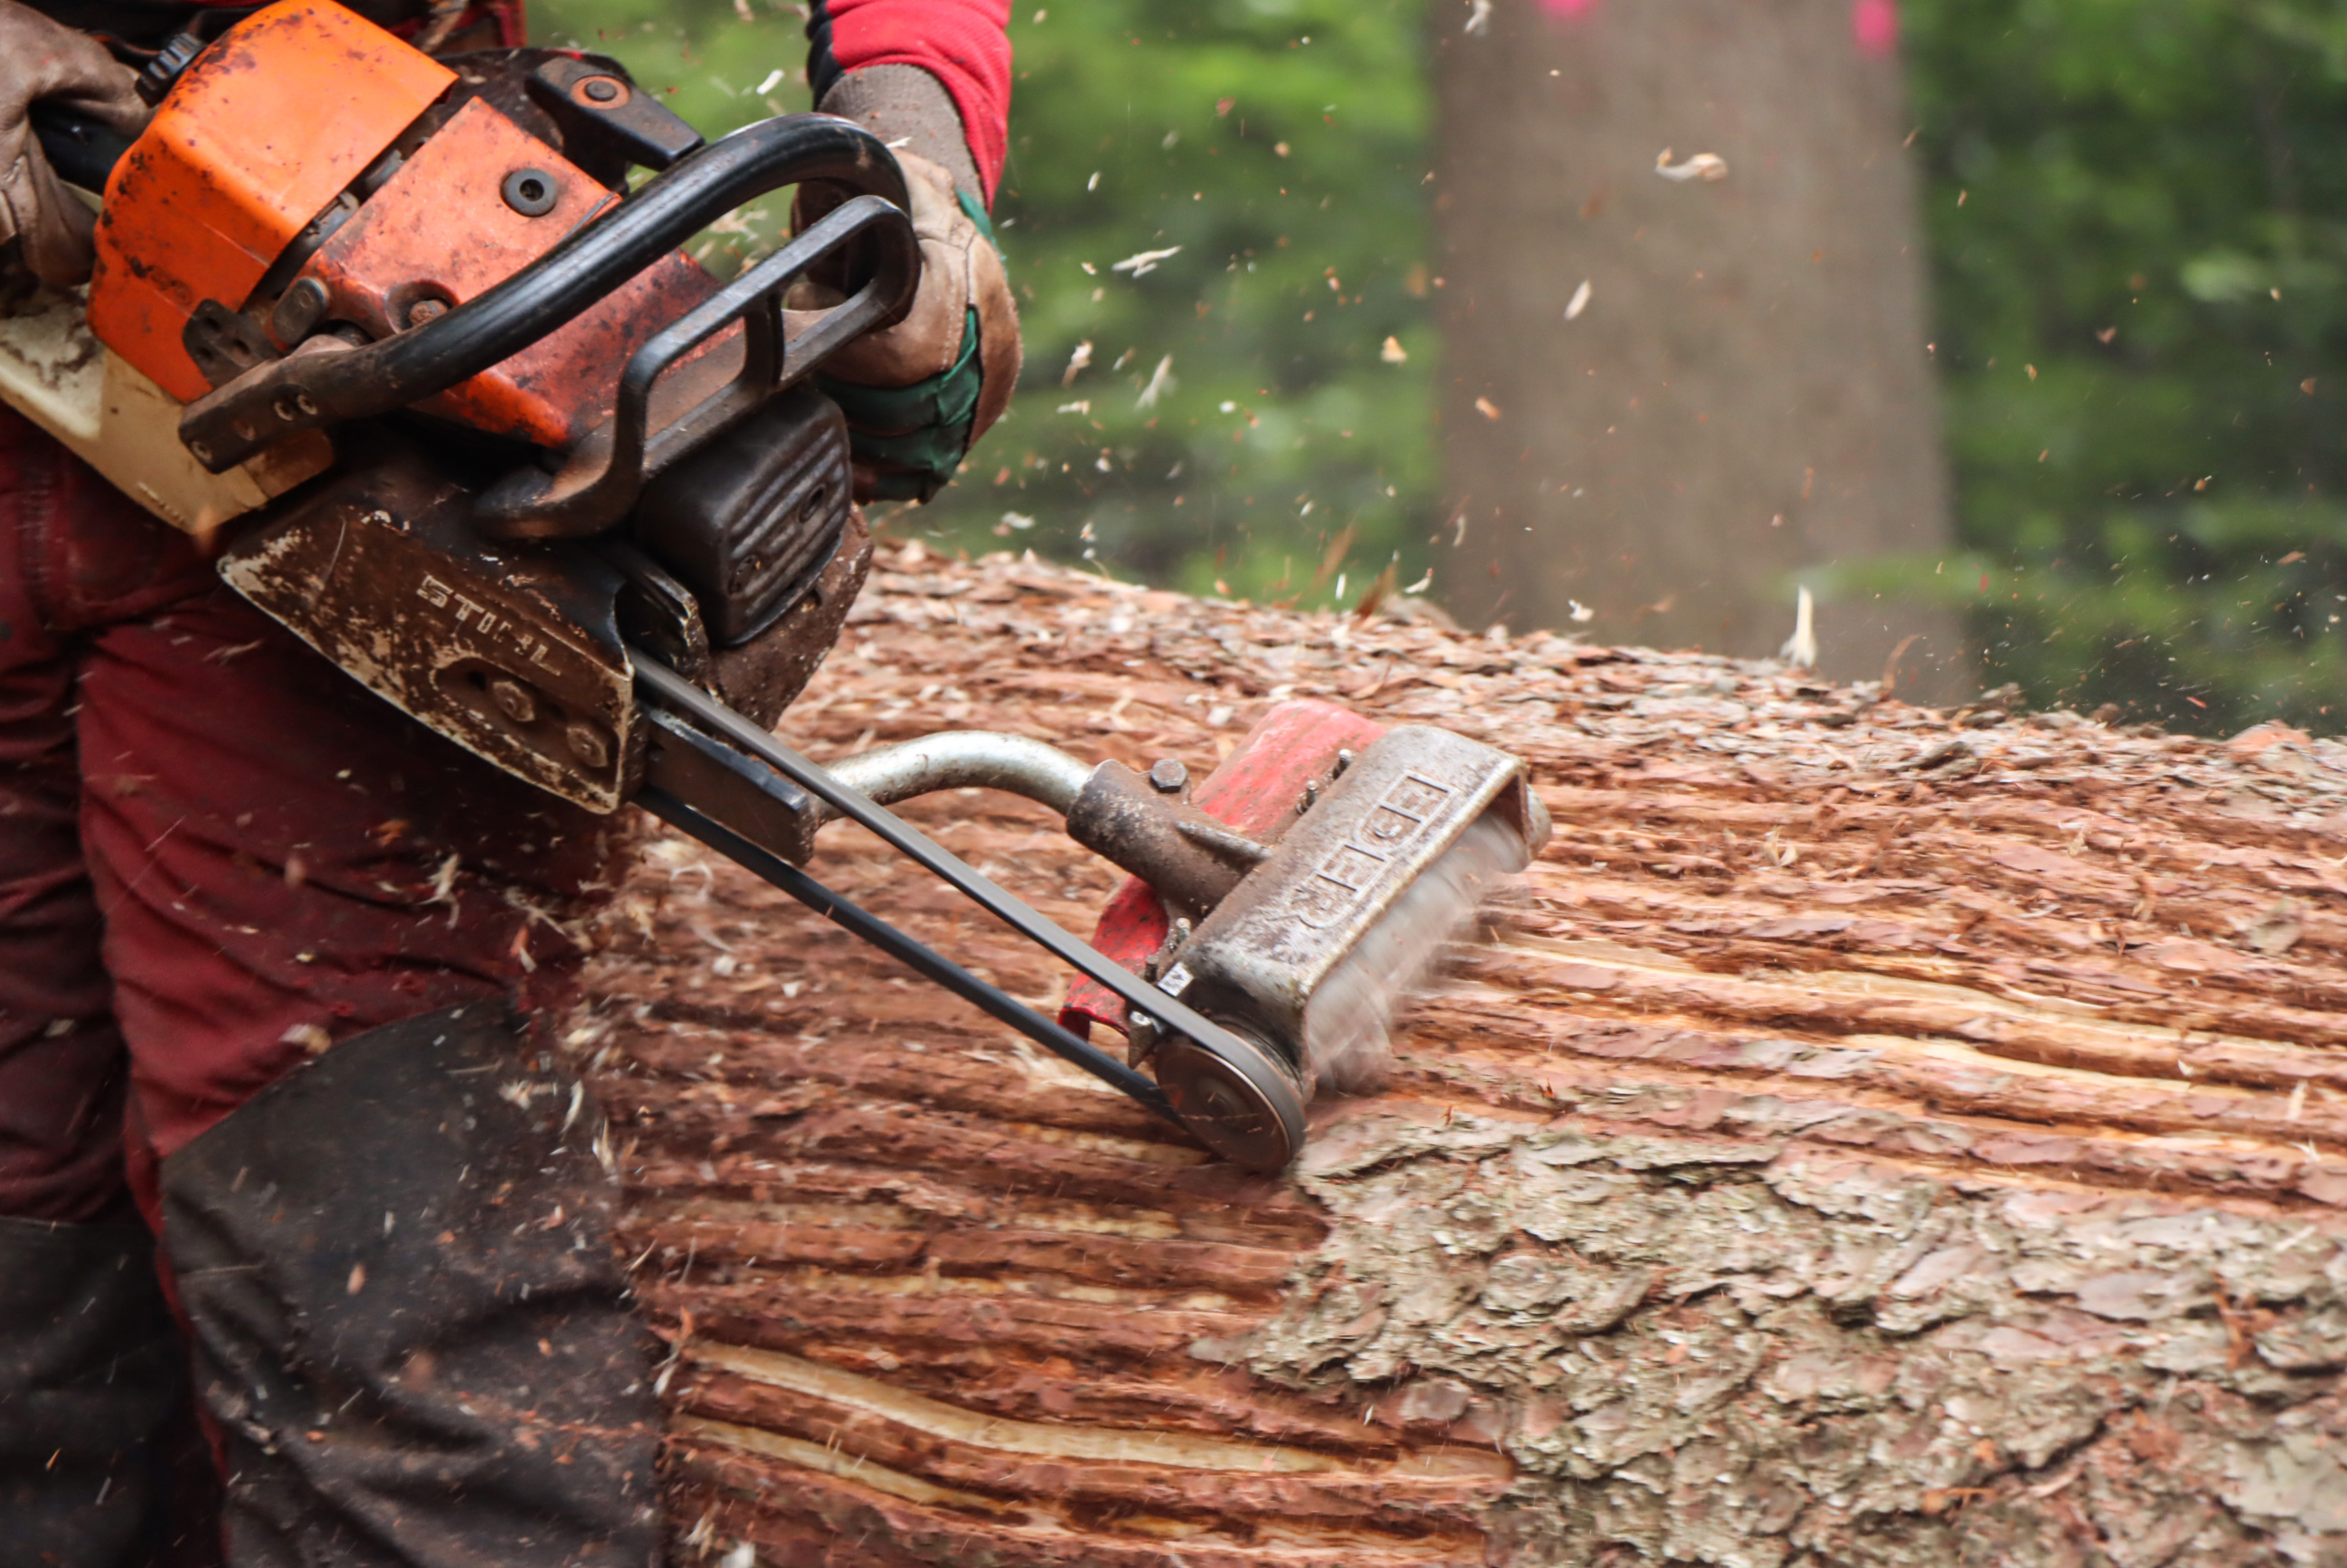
[536,0,2347,733]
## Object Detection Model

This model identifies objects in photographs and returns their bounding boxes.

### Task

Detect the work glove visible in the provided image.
[794,71,1021,504]
[0,1,146,296]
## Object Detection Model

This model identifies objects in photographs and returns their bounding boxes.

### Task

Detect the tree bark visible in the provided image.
[578,546,2347,1567]
[1430,0,1962,700]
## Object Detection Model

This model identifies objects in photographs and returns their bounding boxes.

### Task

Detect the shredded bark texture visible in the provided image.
[569,545,2347,1567]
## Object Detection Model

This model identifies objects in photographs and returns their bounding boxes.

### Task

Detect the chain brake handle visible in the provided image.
[470,194,914,539]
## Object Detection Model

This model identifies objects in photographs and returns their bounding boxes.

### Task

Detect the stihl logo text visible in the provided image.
[417,575,558,667]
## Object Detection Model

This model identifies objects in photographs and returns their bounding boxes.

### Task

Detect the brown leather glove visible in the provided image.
[0,1,147,293]
[819,146,1017,410]
[794,67,1021,504]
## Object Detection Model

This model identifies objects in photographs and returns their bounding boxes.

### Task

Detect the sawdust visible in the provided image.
[1302,810,1534,1095]
[571,546,2347,1567]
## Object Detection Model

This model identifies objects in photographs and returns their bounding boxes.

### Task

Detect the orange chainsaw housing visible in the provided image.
[88,0,718,448]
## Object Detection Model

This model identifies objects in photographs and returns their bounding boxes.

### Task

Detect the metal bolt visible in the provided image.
[566,722,610,769]
[1332,748,1354,777]
[573,75,627,105]
[1297,779,1320,813]
[406,297,449,328]
[1148,758,1188,793]
[488,677,537,725]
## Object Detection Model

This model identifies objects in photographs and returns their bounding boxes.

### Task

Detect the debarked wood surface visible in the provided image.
[568,546,2347,1568]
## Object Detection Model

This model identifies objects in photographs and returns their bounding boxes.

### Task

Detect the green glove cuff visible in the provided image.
[961,189,999,247]
[818,192,1002,503]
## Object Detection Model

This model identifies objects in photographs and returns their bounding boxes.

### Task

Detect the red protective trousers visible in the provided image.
[0,408,627,1233]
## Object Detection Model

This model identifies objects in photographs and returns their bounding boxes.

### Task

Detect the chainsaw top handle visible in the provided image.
[177,114,919,533]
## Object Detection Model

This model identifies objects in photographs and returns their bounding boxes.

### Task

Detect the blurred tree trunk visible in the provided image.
[1431,0,1961,697]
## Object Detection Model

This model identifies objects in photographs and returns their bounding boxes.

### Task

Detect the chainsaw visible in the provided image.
[5,0,1551,1171]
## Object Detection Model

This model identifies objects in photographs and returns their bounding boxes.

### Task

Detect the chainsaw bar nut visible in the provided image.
[501,168,561,217]
[566,722,610,769]
[488,677,537,725]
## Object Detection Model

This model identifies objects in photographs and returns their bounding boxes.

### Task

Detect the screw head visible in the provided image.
[406,297,449,329]
[574,74,627,105]
[501,167,560,217]
[1148,758,1188,793]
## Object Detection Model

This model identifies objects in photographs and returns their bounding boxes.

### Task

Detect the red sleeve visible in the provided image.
[808,0,1013,203]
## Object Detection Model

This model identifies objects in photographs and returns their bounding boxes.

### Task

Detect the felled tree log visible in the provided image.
[569,544,2347,1568]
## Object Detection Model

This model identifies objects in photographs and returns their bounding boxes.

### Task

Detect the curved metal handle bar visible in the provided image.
[471,193,917,539]
[180,113,910,472]
[821,731,1094,818]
